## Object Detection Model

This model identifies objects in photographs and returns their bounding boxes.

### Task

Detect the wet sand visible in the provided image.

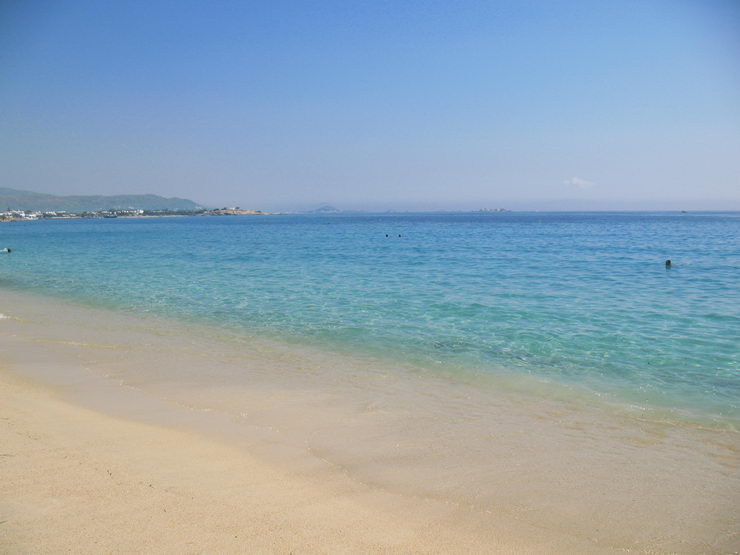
[1,288,738,553]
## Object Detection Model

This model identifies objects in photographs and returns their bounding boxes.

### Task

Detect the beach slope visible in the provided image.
[2,369,588,554]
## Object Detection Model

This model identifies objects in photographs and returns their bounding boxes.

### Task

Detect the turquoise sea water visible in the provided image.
[1,212,738,424]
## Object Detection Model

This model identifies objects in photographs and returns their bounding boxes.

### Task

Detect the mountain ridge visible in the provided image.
[0,187,202,212]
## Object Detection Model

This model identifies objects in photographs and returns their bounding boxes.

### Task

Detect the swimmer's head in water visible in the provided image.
[665,259,672,267]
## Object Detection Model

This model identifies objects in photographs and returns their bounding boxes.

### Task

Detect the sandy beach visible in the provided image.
[0,364,607,554]
[1,369,506,554]
[1,288,738,553]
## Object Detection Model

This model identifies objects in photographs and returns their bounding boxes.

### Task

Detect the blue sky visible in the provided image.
[1,0,739,210]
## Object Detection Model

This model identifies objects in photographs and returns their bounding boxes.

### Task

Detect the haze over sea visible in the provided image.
[2,211,739,426]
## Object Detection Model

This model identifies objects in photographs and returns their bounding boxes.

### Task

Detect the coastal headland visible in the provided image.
[1,288,738,553]
[0,207,266,222]
[0,186,266,221]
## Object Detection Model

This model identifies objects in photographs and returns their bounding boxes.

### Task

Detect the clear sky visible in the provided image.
[1,0,739,210]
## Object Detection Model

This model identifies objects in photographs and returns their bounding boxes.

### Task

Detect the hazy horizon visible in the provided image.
[2,1,739,211]
[5,184,740,213]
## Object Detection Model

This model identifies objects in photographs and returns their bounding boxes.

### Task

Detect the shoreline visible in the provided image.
[1,288,739,552]
[0,211,269,223]
[2,282,737,432]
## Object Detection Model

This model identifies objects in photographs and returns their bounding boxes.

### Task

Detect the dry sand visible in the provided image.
[1,368,608,554]
[0,369,460,553]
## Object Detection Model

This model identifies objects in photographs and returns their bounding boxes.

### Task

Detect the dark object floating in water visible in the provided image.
[665,259,672,267]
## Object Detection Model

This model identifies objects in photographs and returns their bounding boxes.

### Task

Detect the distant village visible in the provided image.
[0,205,510,222]
[0,207,266,222]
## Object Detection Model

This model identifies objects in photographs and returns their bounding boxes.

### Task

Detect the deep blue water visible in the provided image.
[2,212,738,423]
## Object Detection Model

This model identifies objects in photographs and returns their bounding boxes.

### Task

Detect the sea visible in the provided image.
[1,211,739,427]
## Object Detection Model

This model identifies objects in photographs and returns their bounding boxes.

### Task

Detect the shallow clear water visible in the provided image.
[1,212,738,422]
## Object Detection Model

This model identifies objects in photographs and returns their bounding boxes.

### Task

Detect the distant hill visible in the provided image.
[308,204,341,214]
[0,187,202,212]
